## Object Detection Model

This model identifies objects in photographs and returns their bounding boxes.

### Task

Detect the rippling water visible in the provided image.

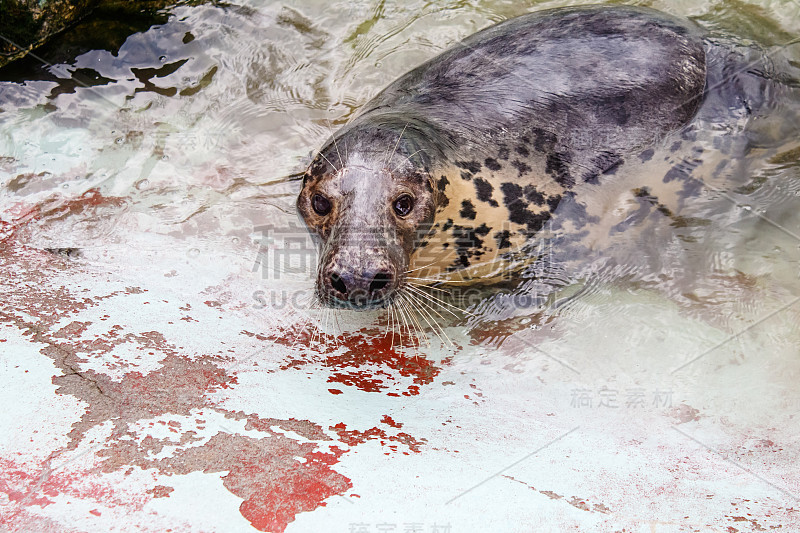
[1,0,799,438]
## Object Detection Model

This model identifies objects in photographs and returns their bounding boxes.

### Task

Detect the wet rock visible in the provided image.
[0,0,100,67]
[0,0,181,69]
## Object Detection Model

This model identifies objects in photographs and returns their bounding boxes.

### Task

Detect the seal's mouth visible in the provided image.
[318,289,398,311]
[322,295,394,311]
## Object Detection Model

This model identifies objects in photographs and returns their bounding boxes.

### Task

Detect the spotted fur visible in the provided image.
[297,5,788,307]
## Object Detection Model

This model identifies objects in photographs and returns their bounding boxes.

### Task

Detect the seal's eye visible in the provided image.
[393,194,414,217]
[312,193,332,216]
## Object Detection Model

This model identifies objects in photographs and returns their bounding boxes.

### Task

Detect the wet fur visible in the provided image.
[297,5,789,313]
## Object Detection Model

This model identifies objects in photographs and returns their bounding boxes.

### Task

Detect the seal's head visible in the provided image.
[297,124,437,309]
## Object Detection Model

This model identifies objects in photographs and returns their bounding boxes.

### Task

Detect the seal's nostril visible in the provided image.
[330,273,347,295]
[369,272,392,294]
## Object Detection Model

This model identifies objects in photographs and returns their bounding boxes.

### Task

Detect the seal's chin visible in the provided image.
[318,289,394,311]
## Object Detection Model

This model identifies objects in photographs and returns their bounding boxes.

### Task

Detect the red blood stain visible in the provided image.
[42,188,125,219]
[0,457,146,526]
[0,458,54,508]
[95,431,351,533]
[89,509,101,516]
[220,436,350,533]
[328,388,343,395]
[53,321,93,338]
[237,454,346,532]
[381,415,402,429]
[263,324,444,395]
[146,485,174,498]
[1,288,345,531]
[0,238,429,532]
[330,422,425,453]
[0,219,18,241]
[7,189,125,234]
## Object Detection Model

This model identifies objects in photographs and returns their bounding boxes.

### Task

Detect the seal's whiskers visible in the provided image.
[405,284,460,318]
[395,296,415,345]
[387,300,397,350]
[391,300,403,349]
[311,305,326,345]
[401,288,453,348]
[328,307,343,349]
[398,292,434,349]
[405,282,449,293]
[403,263,436,275]
[395,295,421,350]
[391,149,426,173]
[405,283,476,318]
[405,288,450,325]
[325,119,345,169]
[405,276,472,285]
[397,295,430,359]
[393,298,409,348]
[403,293,434,349]
[316,150,340,173]
[383,122,409,169]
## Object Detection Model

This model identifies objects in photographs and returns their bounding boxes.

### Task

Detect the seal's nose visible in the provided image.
[325,266,396,307]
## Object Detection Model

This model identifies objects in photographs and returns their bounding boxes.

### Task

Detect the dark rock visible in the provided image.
[0,0,182,69]
[0,0,100,67]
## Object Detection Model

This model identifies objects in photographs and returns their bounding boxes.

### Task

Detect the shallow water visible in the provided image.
[5,0,798,349]
[2,0,800,530]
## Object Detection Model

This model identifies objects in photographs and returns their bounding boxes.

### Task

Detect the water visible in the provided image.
[2,0,800,530]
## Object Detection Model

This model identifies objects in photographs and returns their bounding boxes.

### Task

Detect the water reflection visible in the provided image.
[2,4,800,530]
[0,0,798,351]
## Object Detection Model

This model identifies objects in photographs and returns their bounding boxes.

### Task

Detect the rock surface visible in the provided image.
[0,0,180,68]
[0,0,100,67]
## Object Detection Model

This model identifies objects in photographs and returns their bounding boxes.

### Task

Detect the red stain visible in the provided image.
[0,237,431,532]
[133,433,350,533]
[381,415,402,428]
[53,321,93,338]
[237,457,343,532]
[0,457,146,527]
[0,259,350,533]
[0,219,17,241]
[330,422,425,453]
[0,458,54,508]
[47,188,126,217]
[265,324,445,396]
[147,485,174,498]
[89,509,101,516]
[328,388,343,395]
[7,189,125,232]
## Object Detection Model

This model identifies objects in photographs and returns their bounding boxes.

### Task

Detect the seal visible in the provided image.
[297,5,712,310]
